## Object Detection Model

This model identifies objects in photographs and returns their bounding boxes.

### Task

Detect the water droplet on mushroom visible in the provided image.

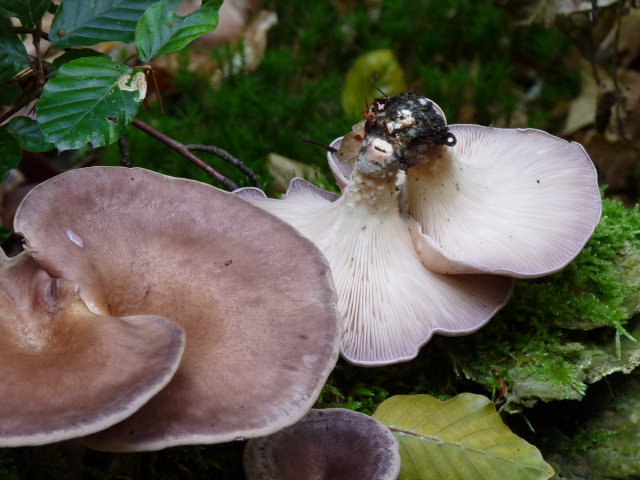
[303,354,318,368]
[64,228,84,248]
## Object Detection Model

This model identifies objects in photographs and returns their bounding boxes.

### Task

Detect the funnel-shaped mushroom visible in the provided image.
[14,166,341,451]
[0,251,185,447]
[238,93,601,366]
[243,408,400,480]
[236,95,513,366]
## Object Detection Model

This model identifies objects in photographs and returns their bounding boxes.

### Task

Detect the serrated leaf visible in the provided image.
[49,0,156,48]
[49,48,109,77]
[36,57,146,151]
[0,128,21,182]
[135,0,221,62]
[372,394,554,480]
[0,18,30,83]
[0,0,50,28]
[7,117,54,152]
[341,49,406,120]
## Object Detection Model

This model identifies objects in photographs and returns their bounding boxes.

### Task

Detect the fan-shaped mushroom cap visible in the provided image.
[0,251,185,447]
[406,125,601,278]
[237,177,513,366]
[243,408,401,480]
[13,166,341,451]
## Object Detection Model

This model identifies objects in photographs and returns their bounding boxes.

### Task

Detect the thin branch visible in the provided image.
[118,136,131,167]
[32,23,46,87]
[132,119,239,191]
[0,82,39,125]
[302,138,337,153]
[586,1,601,86]
[612,0,631,142]
[185,144,261,188]
[13,27,49,41]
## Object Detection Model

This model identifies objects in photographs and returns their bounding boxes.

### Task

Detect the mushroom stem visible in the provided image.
[343,171,399,213]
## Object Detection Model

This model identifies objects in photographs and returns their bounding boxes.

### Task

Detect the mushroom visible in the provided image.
[0,251,185,446]
[13,166,341,451]
[404,124,602,277]
[236,93,601,366]
[243,408,401,480]
[236,94,514,366]
[327,101,448,189]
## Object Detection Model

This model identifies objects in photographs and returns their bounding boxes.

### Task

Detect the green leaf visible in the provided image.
[0,82,21,105]
[0,0,50,28]
[49,0,156,48]
[36,57,146,151]
[0,128,21,182]
[0,225,12,243]
[0,18,30,83]
[341,49,406,120]
[6,116,54,152]
[48,48,109,77]
[372,394,554,480]
[135,0,222,62]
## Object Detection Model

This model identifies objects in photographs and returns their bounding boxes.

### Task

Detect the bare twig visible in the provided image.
[118,136,131,167]
[32,24,46,87]
[612,0,631,142]
[132,119,239,190]
[0,81,39,125]
[13,27,49,41]
[302,138,337,153]
[586,1,601,86]
[185,144,261,188]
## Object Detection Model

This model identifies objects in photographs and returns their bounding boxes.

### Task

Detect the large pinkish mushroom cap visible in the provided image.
[13,166,341,451]
[243,408,401,480]
[405,124,602,278]
[0,251,185,447]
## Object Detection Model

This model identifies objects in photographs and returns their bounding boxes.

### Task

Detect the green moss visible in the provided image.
[3,0,635,477]
[448,197,640,410]
[97,0,580,189]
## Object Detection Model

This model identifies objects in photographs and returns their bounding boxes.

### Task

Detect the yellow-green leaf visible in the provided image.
[372,394,554,480]
[341,49,406,120]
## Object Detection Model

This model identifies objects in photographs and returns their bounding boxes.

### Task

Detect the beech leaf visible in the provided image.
[135,0,222,62]
[0,0,50,28]
[372,394,554,480]
[49,0,156,48]
[0,128,20,182]
[0,19,29,83]
[36,57,146,151]
[7,117,54,152]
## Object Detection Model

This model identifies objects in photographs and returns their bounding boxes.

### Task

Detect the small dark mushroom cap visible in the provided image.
[243,408,400,480]
[14,166,341,451]
[0,252,185,446]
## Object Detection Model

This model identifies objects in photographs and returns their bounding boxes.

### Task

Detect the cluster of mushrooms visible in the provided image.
[238,93,602,366]
[0,94,600,478]
[0,167,343,453]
